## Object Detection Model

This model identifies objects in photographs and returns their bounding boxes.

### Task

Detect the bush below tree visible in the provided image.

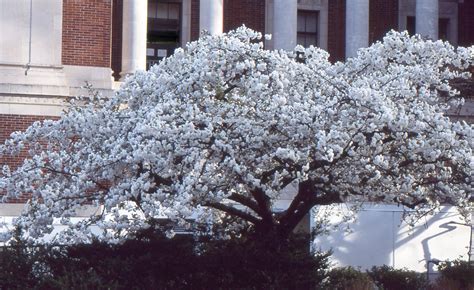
[0,229,331,289]
[1,228,472,289]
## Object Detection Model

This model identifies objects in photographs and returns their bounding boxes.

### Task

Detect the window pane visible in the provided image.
[297,34,305,46]
[157,3,168,19]
[147,48,155,56]
[307,35,317,46]
[407,16,415,35]
[157,49,168,58]
[439,18,449,41]
[305,14,317,33]
[148,2,157,18]
[297,14,305,32]
[169,4,180,20]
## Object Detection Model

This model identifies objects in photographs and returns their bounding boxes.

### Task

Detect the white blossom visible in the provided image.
[0,27,472,243]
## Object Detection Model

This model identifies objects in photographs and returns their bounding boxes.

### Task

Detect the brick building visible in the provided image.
[0,0,473,271]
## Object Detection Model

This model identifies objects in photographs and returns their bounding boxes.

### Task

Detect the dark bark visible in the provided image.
[277,180,341,238]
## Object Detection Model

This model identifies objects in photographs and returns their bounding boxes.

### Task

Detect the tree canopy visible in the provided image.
[1,27,473,243]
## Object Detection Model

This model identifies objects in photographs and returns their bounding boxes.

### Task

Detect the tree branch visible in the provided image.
[206,201,261,225]
[228,193,261,215]
[249,188,274,222]
[277,181,341,237]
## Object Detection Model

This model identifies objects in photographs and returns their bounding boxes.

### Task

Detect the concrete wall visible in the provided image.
[0,0,67,91]
[314,204,471,275]
[0,0,62,66]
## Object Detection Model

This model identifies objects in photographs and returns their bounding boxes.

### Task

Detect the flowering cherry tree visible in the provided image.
[1,27,473,243]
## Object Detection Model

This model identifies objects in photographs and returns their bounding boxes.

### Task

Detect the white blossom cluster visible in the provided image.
[1,27,472,243]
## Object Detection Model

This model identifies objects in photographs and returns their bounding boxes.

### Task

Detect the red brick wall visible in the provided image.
[369,0,398,44]
[111,0,123,80]
[62,0,112,67]
[0,115,58,203]
[223,0,265,33]
[328,0,346,62]
[458,1,474,47]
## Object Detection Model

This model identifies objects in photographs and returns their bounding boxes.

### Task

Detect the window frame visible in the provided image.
[297,9,320,48]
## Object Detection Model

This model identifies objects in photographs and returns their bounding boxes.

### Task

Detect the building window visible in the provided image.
[297,10,319,47]
[148,2,180,20]
[147,1,181,69]
[406,16,415,35]
[439,18,449,41]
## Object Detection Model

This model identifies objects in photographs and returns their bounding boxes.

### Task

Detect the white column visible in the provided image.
[199,0,223,35]
[181,0,192,45]
[121,0,148,79]
[416,0,438,40]
[319,1,329,51]
[345,0,369,58]
[273,0,297,50]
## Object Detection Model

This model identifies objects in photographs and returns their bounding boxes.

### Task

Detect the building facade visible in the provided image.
[0,0,473,272]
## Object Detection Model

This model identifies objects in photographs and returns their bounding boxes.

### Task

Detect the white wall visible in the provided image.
[314,204,471,274]
[0,0,62,66]
[0,0,67,98]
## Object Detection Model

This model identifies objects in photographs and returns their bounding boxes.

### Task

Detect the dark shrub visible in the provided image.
[199,233,331,289]
[0,244,37,289]
[0,228,52,289]
[322,266,374,290]
[40,234,206,289]
[1,229,331,289]
[434,259,474,290]
[367,265,428,290]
